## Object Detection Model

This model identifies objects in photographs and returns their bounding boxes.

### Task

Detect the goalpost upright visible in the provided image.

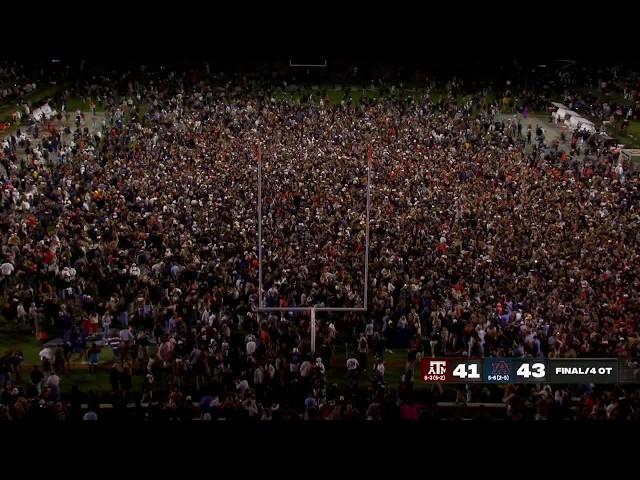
[256,143,373,355]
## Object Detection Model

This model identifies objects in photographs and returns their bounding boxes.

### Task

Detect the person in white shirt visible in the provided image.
[39,347,53,362]
[119,327,132,343]
[47,373,60,388]
[346,357,359,372]
[346,356,360,385]
[16,302,26,325]
[60,266,76,280]
[253,366,264,386]
[365,321,374,340]
[327,323,337,342]
[237,376,249,395]
[102,312,112,337]
[130,264,140,277]
[314,358,325,376]
[246,338,256,357]
[29,303,39,329]
[46,373,61,400]
[1,262,14,276]
[299,359,312,378]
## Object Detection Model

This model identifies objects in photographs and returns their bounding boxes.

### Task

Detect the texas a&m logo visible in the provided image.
[421,358,449,382]
[427,360,446,375]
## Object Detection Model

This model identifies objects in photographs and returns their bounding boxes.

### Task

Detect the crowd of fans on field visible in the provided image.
[1,63,639,420]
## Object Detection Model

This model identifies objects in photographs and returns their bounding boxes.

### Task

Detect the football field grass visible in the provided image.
[0,321,442,395]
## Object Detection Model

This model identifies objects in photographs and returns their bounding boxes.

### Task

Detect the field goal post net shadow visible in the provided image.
[256,144,373,355]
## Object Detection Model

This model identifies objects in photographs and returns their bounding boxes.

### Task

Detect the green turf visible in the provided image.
[0,85,60,116]
[605,119,640,148]
[326,349,424,389]
[0,318,455,396]
[0,85,64,134]
[0,325,41,364]
[267,87,381,107]
[0,320,421,393]
[325,349,461,402]
[65,97,106,113]
[0,323,121,392]
[624,120,640,146]
[58,370,144,394]
[326,89,344,105]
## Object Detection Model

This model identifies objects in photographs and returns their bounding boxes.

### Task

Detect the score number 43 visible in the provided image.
[516,363,545,378]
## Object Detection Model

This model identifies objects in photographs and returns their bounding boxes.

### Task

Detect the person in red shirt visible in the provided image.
[259,327,271,347]
[436,237,448,253]
[43,249,55,265]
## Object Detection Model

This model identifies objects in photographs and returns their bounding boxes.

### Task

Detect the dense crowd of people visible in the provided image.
[1,63,640,421]
[0,61,39,102]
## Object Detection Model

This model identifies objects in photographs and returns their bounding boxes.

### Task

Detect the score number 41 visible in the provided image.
[452,363,480,379]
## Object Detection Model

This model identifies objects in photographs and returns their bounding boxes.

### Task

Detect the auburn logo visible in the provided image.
[491,361,510,375]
